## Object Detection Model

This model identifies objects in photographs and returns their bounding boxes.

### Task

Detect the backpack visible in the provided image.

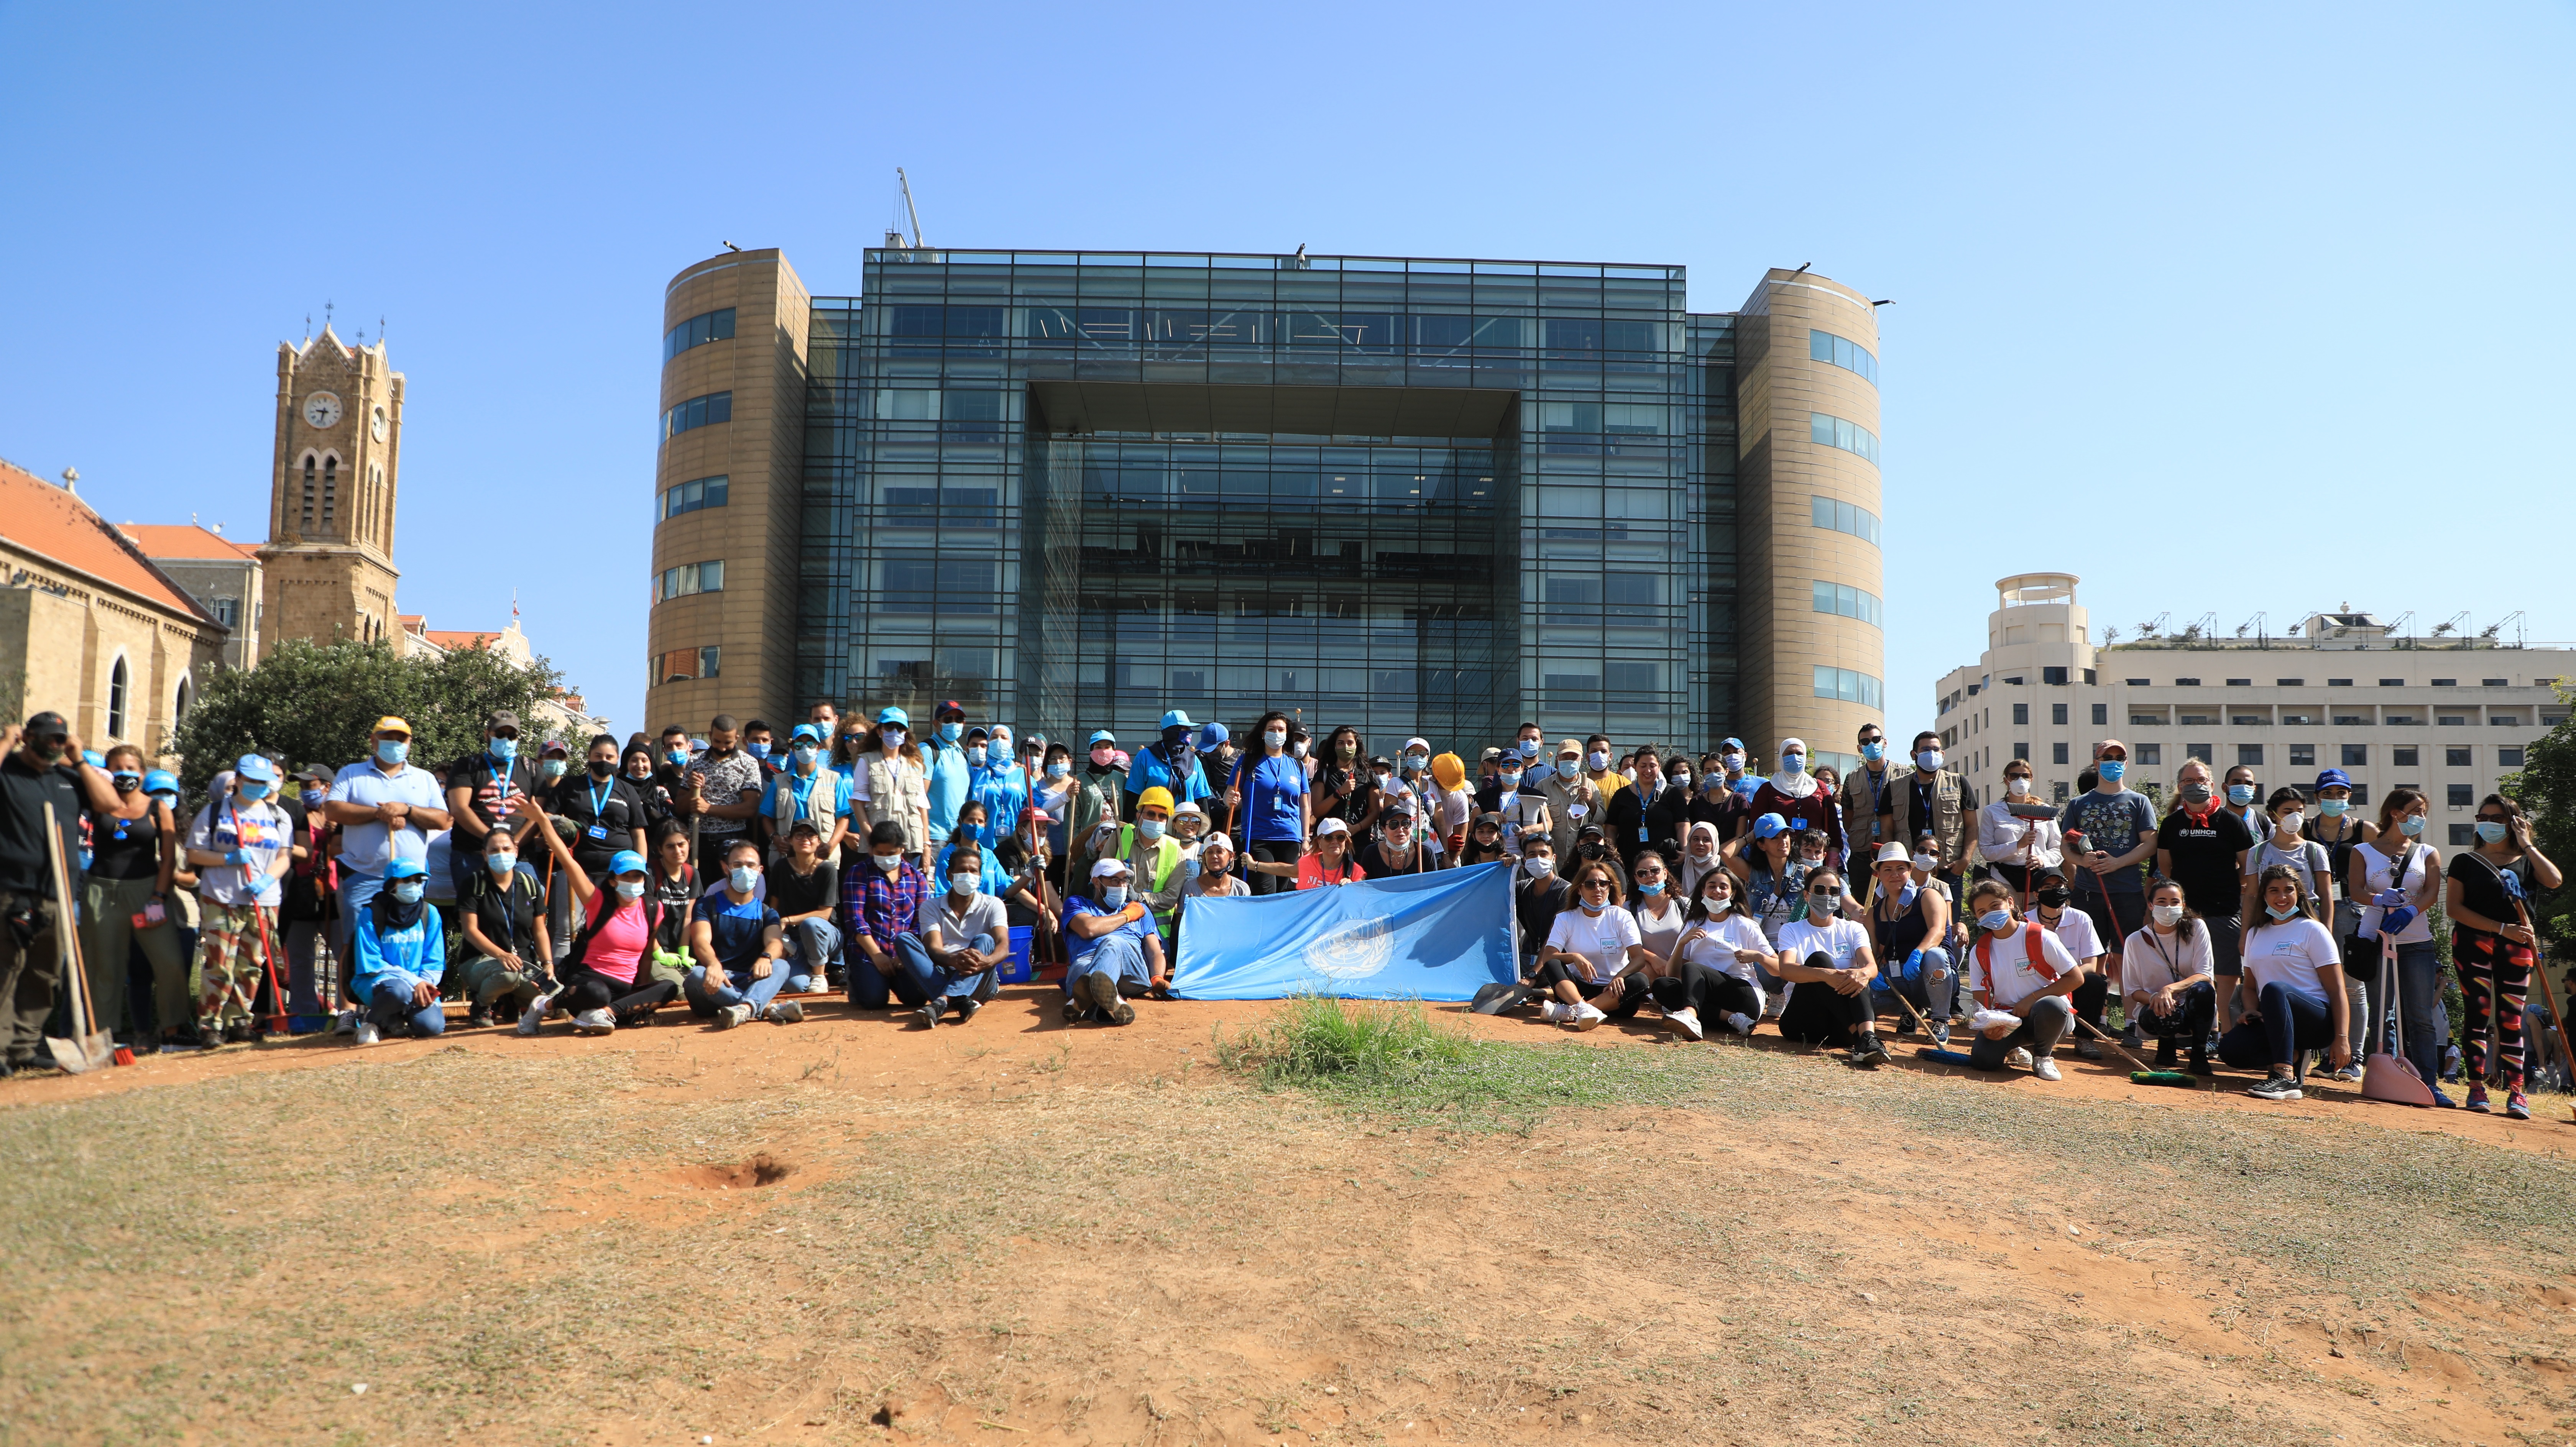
[566,888,662,971]
[1973,922,2056,997]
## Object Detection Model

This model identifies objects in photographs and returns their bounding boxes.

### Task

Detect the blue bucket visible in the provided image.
[1000,925,1035,983]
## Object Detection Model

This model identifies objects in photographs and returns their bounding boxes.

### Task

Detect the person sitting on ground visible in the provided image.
[1532,860,1656,1031]
[1355,793,1436,876]
[646,822,699,965]
[1513,837,1573,976]
[843,820,927,1008]
[514,800,679,1035]
[764,818,841,992]
[1863,842,1954,1047]
[2027,868,2109,1059]
[894,849,1009,1027]
[1245,815,1369,889]
[1962,878,2085,1080]
[1627,849,1686,981]
[1651,866,1775,1039]
[456,826,552,1028]
[2121,877,2217,1074]
[1772,866,1890,1066]
[346,857,446,1045]
[682,838,803,1029]
[2218,864,2353,1101]
[1062,857,1168,1025]
[1454,811,1512,870]
[1183,832,1249,899]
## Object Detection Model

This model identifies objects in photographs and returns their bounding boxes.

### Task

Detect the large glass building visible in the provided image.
[648,247,1885,766]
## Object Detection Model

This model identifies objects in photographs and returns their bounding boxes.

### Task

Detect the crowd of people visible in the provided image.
[0,702,2566,1118]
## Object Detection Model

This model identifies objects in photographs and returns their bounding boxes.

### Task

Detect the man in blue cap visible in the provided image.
[1123,709,1211,820]
[1065,729,1123,883]
[922,699,973,851]
[759,723,850,861]
[183,755,296,1044]
[348,856,446,1045]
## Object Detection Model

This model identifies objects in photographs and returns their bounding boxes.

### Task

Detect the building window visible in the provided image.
[2343,744,2368,766]
[2012,703,2029,726]
[663,307,737,362]
[2012,740,2029,761]
[1808,412,1879,465]
[2490,713,2524,727]
[2052,781,2070,804]
[1810,580,1881,627]
[2276,678,2304,687]
[2379,678,2405,687]
[1810,495,1881,546]
[2393,746,2418,767]
[2238,744,2263,766]
[1807,328,1879,386]
[2126,678,2150,686]
[2226,678,2252,687]
[2448,784,2475,807]
[2187,743,2212,764]
[2136,743,2161,766]
[2328,678,2353,687]
[2449,823,2476,846]
[2483,678,2509,687]
[212,596,239,628]
[173,675,191,723]
[2051,742,2069,765]
[300,455,317,529]
[2500,746,2526,768]
[2051,703,2068,725]
[2432,679,2456,687]
[2352,784,2371,806]
[659,475,729,520]
[2437,714,2468,727]
[661,391,733,441]
[2445,746,2472,767]
[656,559,724,602]
[655,645,721,685]
[2091,703,2107,726]
[2289,744,2315,767]
[322,456,337,526]
[105,655,129,739]
[1812,666,1882,710]
[2174,677,2200,687]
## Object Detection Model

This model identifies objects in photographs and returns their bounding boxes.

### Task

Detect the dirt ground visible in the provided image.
[5,986,2575,1446]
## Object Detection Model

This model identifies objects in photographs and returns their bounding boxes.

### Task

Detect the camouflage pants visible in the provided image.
[198,901,276,1029]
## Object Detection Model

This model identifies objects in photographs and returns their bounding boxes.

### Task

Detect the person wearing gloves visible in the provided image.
[2220,864,2354,1101]
[1962,879,2085,1080]
[892,849,1009,1027]
[1771,866,1889,1065]
[1061,857,1169,1025]
[682,838,803,1030]
[759,724,851,861]
[1748,737,1845,868]
[1124,709,1213,820]
[343,856,445,1044]
[1095,786,1186,941]
[515,802,682,1035]
[182,754,295,1045]
[2121,877,2218,1074]
[1863,842,1955,1046]
[1978,757,2063,899]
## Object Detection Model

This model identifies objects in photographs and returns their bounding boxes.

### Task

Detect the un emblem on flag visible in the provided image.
[1305,917,1395,981]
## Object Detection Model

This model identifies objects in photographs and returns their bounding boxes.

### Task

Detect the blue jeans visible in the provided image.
[334,872,384,967]
[2218,982,2332,1072]
[882,931,997,1007]
[2361,939,2443,1085]
[366,979,445,1039]
[684,959,792,1017]
[780,917,841,992]
[1871,944,1955,1025]
[1065,931,1152,999]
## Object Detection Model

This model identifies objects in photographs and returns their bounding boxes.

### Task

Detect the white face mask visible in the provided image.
[2276,811,2305,835]
[1721,753,1744,772]
[1702,893,1732,915]
[949,873,978,896]
[1101,884,1129,909]
[1372,773,1392,789]
[1586,751,1609,771]
[2152,903,2185,927]
[872,853,902,873]
[1911,854,1938,873]
[1264,730,1287,749]
[616,879,647,900]
[1978,909,2013,932]
[1525,856,1554,876]
[2005,775,2031,796]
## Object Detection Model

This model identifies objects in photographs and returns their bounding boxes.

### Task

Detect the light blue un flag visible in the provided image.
[1174,862,1518,1001]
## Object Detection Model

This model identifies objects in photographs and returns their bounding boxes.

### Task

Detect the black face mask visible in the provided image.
[2036,887,2072,909]
[1577,841,1603,859]
[587,760,616,779]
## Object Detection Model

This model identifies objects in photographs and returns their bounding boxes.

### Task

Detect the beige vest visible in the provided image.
[865,753,928,855]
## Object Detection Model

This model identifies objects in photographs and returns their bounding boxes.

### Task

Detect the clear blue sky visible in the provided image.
[3,2,2568,739]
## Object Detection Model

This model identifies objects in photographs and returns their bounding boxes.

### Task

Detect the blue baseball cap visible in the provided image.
[383,857,427,881]
[608,849,649,877]
[876,706,910,727]
[235,753,279,783]
[142,769,179,795]
[1196,721,1230,751]
[2314,768,2353,792]
[1089,729,1117,746]
[1720,738,1745,751]
[1159,709,1193,730]
[1752,812,1790,840]
[790,724,824,744]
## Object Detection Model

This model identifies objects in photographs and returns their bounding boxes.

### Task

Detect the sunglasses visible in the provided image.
[1579,878,1612,890]
[1808,886,1843,897]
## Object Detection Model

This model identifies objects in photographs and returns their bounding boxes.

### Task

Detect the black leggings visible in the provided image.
[1776,978,1875,1046]
[1535,961,1649,1016]
[2074,970,2111,1035]
[1248,840,1300,896]
[1650,960,1763,1025]
[558,963,678,1018]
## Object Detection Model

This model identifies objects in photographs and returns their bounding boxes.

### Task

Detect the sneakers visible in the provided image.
[464,1007,494,1030]
[762,999,805,1025]
[332,1010,357,1037]
[2074,1039,2102,1060]
[2465,1084,2492,1112]
[951,996,981,1024]
[1570,1003,1607,1032]
[1928,1022,1952,1048]
[2333,1064,2364,1083]
[913,997,947,1028]
[1723,1011,1757,1036]
[2120,1024,2143,1049]
[1083,971,1134,1025]
[715,1003,754,1030]
[2246,1075,2302,1102]
[2430,1085,2457,1108]
[571,1008,616,1035]
[516,990,557,1037]
[2004,1046,2033,1070]
[1540,999,1576,1024]
[2507,1089,2532,1121]
[1664,1007,1703,1041]
[2032,1057,2062,1082]
[352,1021,381,1047]
[1849,1034,1890,1068]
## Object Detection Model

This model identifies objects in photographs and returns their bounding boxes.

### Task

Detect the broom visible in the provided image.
[39,803,116,1073]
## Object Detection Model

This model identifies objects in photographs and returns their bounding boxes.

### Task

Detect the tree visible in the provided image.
[2501,682,2576,948]
[169,637,568,794]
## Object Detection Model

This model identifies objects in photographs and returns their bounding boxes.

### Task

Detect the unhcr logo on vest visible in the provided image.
[1304,917,1395,982]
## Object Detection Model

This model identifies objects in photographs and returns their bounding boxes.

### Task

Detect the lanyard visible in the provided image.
[588,778,613,821]
[2143,925,2185,978]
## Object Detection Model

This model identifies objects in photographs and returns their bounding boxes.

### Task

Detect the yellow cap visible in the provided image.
[1430,751,1467,791]
[1137,786,1175,816]
[372,716,412,737]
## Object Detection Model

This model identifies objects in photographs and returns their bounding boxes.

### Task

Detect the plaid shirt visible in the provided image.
[845,856,928,949]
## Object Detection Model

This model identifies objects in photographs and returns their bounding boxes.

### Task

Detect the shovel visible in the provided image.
[39,802,114,1073]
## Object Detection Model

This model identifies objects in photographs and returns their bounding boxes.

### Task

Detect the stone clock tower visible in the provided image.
[256,324,404,660]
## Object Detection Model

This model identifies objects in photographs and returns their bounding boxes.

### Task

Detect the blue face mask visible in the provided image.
[2265,902,2300,921]
[2398,815,2426,837]
[746,741,771,760]
[792,745,820,768]
[539,759,567,779]
[2318,798,2349,817]
[1047,761,1070,779]
[967,745,988,768]
[2225,783,2254,806]
[665,748,689,768]
[488,737,518,762]
[2096,760,2126,783]
[239,781,270,801]
[1138,819,1166,842]
[389,879,424,903]
[301,788,325,807]
[2476,820,2510,845]
[938,722,964,743]
[1101,884,1128,909]
[1637,879,1664,896]
[728,865,761,893]
[1858,742,1885,762]
[375,739,408,766]
[1497,770,1521,790]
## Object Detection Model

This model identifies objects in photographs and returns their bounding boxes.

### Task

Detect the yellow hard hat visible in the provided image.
[1137,786,1175,817]
[1430,751,1467,791]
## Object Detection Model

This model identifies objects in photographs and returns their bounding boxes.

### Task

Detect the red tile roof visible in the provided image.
[117,523,262,562]
[0,459,220,624]
[423,630,500,650]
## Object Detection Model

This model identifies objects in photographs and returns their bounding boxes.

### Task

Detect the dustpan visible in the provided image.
[38,802,113,1074]
[2359,928,2435,1107]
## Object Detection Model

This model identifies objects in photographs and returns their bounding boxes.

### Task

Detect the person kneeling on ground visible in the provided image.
[347,858,446,1046]
[515,797,680,1035]
[894,850,1009,1028]
[2121,877,2217,1075]
[2217,864,2352,1101]
[683,839,804,1029]
[1772,866,1891,1066]
[1963,878,2085,1080]
[456,827,551,1027]
[1061,857,1168,1025]
[1651,867,1774,1040]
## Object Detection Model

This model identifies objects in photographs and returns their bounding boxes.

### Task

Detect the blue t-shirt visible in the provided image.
[1063,893,1155,970]
[967,765,1027,848]
[2058,788,2161,896]
[923,740,971,843]
[698,889,780,973]
[1236,752,1310,843]
[1125,745,1212,806]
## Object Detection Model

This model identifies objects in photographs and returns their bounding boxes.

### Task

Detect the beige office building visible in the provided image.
[1933,574,2570,847]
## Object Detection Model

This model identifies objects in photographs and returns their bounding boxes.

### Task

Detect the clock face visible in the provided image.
[370,405,388,441]
[303,392,343,429]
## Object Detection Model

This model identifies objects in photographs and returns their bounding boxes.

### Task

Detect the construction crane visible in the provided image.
[884,167,929,251]
[2235,610,2266,640]
[2432,610,2469,637]
[2385,609,2414,641]
[2482,610,2526,646]
[2136,612,2169,638]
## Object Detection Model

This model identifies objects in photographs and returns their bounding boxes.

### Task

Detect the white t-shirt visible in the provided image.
[1544,905,1643,984]
[1631,895,1688,963]
[1777,916,1871,973]
[2354,841,2434,945]
[2241,917,2338,999]
[2043,907,2104,963]
[1674,912,1775,983]
[2121,921,2213,995]
[1968,923,2083,1009]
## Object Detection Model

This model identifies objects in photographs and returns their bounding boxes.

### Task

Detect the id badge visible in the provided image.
[586,824,609,840]
[1637,826,1649,842]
